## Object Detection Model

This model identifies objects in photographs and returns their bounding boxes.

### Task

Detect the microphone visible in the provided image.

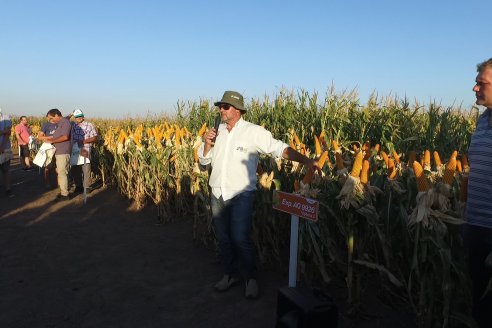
[212,115,221,143]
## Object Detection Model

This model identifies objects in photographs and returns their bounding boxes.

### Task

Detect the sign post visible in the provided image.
[272,191,319,287]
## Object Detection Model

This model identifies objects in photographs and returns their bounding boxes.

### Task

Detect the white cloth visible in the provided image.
[198,118,288,201]
[70,143,91,166]
[33,142,56,167]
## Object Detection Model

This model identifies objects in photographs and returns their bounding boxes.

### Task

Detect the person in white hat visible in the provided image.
[68,109,98,194]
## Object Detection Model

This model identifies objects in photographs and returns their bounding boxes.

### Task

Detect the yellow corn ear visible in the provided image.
[456,159,462,173]
[433,151,442,167]
[293,132,301,146]
[460,175,468,202]
[352,143,359,152]
[197,123,207,137]
[442,157,456,185]
[450,150,458,159]
[381,151,389,168]
[360,159,370,184]
[351,151,364,178]
[393,151,401,164]
[388,158,397,180]
[423,150,431,169]
[314,135,322,157]
[289,139,296,150]
[302,167,314,185]
[413,161,429,192]
[319,129,326,141]
[332,139,340,152]
[318,150,329,169]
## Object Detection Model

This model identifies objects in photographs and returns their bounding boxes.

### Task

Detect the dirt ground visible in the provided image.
[0,154,414,328]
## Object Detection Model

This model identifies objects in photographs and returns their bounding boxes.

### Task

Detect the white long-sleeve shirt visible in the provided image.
[198,118,288,201]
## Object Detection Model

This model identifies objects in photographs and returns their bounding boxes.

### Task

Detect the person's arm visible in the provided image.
[282,147,321,174]
[46,134,70,144]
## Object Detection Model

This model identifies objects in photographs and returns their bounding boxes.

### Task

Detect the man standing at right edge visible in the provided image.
[465,57,492,327]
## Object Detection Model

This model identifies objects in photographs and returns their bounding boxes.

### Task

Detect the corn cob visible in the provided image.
[318,151,329,169]
[413,161,429,192]
[388,158,397,180]
[381,151,389,168]
[351,151,364,178]
[450,150,458,159]
[293,132,301,146]
[442,157,456,185]
[456,159,462,173]
[433,151,442,167]
[360,159,370,184]
[392,151,401,164]
[314,135,322,157]
[362,141,371,152]
[423,150,431,170]
[332,139,340,152]
[289,139,296,150]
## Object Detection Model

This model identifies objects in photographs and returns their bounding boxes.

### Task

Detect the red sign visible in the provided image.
[272,191,319,222]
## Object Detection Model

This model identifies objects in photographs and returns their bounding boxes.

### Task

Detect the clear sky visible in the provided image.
[1,0,491,118]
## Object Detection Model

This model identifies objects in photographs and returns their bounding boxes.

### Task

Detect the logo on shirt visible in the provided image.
[236,146,248,153]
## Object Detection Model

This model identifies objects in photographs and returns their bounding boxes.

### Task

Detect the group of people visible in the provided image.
[0,108,98,201]
[0,58,491,326]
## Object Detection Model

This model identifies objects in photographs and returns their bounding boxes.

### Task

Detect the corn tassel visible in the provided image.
[413,161,429,192]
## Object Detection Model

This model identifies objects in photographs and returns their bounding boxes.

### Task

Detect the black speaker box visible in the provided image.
[276,287,338,328]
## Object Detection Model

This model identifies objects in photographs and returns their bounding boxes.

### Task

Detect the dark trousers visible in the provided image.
[465,224,492,327]
[211,190,257,280]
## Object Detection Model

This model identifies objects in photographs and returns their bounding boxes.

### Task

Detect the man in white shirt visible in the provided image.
[199,91,319,299]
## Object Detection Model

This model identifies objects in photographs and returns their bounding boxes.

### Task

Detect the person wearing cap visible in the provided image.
[14,116,33,170]
[0,108,13,197]
[198,91,320,299]
[68,109,98,194]
[39,109,72,201]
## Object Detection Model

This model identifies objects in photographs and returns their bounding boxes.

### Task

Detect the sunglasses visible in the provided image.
[218,104,232,110]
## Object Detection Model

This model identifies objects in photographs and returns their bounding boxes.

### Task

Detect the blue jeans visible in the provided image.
[211,190,256,280]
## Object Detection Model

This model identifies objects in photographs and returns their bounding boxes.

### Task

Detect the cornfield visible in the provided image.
[12,88,483,327]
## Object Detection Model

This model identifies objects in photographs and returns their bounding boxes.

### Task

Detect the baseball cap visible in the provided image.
[73,109,84,118]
